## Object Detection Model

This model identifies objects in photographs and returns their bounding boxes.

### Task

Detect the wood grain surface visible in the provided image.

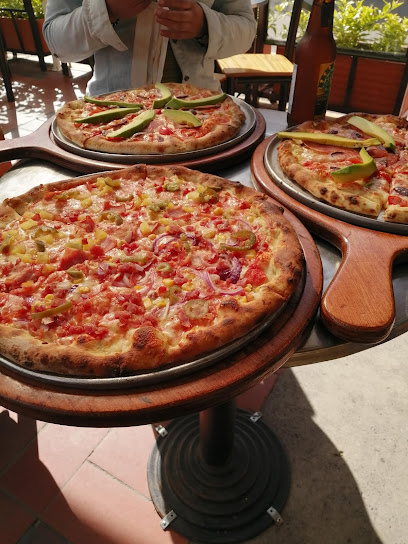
[251,136,408,344]
[0,204,322,427]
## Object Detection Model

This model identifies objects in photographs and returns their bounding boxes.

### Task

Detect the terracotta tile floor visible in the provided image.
[0,54,283,543]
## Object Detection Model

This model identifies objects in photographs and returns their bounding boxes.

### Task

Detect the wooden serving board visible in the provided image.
[251,136,408,344]
[0,205,322,426]
[0,111,266,175]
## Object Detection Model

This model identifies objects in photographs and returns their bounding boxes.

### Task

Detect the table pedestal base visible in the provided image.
[148,405,290,543]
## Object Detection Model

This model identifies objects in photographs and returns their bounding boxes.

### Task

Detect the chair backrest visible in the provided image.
[249,0,309,59]
[284,0,309,62]
[248,0,269,54]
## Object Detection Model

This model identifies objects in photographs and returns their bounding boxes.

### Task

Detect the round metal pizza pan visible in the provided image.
[264,135,408,236]
[51,97,256,164]
[0,301,290,391]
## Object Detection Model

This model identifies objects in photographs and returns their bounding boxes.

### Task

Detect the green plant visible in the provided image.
[0,0,44,19]
[270,0,408,53]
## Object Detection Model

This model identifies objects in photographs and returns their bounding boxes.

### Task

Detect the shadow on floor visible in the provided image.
[260,369,383,544]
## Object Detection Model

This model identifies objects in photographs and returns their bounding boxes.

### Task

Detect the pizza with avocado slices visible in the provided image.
[55,82,245,156]
[0,164,303,377]
[277,113,408,224]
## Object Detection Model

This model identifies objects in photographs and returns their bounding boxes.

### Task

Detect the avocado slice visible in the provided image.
[162,109,202,127]
[166,92,227,110]
[347,115,396,151]
[277,131,381,148]
[74,107,142,124]
[331,147,377,183]
[152,83,172,108]
[84,96,143,109]
[107,110,155,138]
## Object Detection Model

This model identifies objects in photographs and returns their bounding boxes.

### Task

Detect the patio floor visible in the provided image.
[0,54,407,544]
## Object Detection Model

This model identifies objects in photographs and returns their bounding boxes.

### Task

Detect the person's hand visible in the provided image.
[105,0,154,23]
[155,0,207,40]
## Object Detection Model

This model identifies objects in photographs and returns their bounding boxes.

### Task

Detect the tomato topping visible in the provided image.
[90,245,105,257]
[388,195,407,206]
[244,266,267,287]
[60,248,89,270]
[159,126,174,136]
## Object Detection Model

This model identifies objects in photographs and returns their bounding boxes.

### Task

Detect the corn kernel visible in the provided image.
[81,197,92,209]
[162,278,174,287]
[187,191,200,202]
[39,210,54,220]
[20,219,38,230]
[182,206,194,213]
[22,280,34,287]
[182,282,193,291]
[213,207,223,216]
[139,221,151,235]
[11,244,26,255]
[78,286,90,294]
[19,254,33,263]
[237,295,247,303]
[95,228,108,242]
[99,185,113,196]
[37,252,49,263]
[143,297,152,309]
[134,196,141,208]
[203,229,216,239]
[167,202,174,209]
[154,298,167,307]
[42,264,56,275]
[245,284,252,292]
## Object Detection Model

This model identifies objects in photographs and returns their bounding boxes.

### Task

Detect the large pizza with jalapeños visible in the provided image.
[277,113,408,223]
[0,165,303,377]
[56,82,246,155]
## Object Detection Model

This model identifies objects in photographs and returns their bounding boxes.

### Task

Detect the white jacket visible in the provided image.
[43,0,257,95]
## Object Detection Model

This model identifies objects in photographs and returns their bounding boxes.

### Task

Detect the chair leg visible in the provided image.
[0,40,14,102]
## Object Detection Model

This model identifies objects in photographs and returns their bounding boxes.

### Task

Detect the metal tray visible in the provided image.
[0,299,291,391]
[264,135,408,236]
[51,98,256,164]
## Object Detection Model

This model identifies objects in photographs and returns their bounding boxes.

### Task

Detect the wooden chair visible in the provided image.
[0,26,14,102]
[217,0,305,109]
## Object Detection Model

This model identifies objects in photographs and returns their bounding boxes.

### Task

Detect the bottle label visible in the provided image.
[314,61,334,118]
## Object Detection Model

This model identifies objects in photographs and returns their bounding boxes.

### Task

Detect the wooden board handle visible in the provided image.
[321,228,408,343]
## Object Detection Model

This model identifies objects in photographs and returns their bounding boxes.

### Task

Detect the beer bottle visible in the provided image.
[287,0,336,127]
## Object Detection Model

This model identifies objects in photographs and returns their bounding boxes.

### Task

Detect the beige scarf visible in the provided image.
[131,3,168,86]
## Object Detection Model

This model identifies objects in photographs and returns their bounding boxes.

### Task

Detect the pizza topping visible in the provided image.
[107,110,156,139]
[166,92,227,110]
[348,115,396,152]
[221,230,257,252]
[278,131,381,148]
[331,148,377,184]
[84,96,143,109]
[31,300,73,320]
[162,110,202,127]
[74,107,141,124]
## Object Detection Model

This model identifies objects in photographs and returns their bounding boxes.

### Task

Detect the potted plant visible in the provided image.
[0,0,49,70]
[268,0,408,114]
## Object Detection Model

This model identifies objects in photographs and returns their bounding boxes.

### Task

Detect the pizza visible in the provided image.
[55,82,246,156]
[0,165,303,377]
[277,113,408,223]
